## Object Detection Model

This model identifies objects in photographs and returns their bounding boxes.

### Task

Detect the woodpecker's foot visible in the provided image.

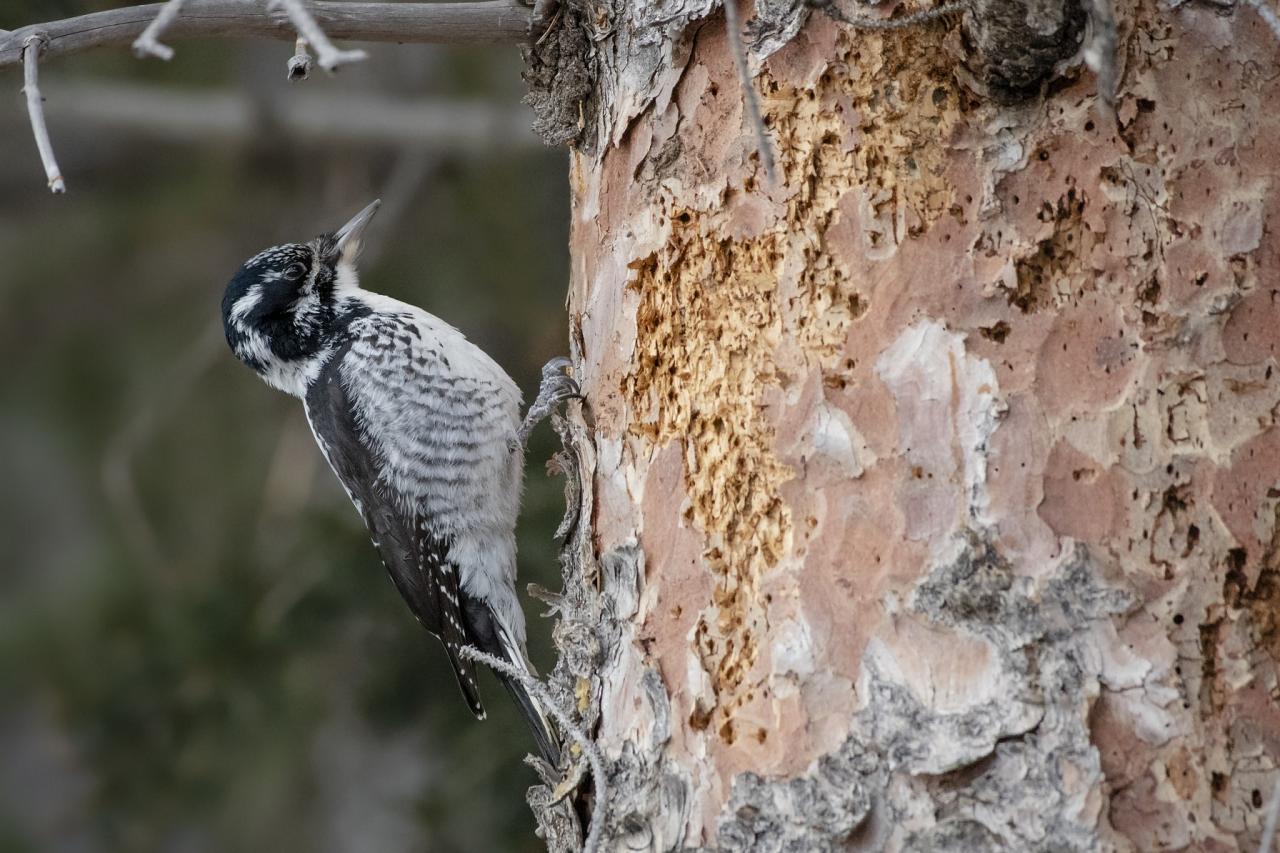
[511,357,580,452]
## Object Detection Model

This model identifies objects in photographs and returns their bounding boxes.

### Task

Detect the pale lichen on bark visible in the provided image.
[718,535,1137,851]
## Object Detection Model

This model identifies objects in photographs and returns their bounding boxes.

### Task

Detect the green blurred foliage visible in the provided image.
[0,11,569,852]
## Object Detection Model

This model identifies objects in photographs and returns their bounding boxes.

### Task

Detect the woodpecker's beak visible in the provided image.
[333,199,381,264]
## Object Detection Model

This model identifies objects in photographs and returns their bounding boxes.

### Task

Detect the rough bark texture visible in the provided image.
[538,0,1280,849]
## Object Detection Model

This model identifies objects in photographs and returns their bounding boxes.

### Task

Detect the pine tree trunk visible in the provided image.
[538,0,1280,848]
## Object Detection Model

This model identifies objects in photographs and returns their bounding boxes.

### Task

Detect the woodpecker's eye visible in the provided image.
[284,262,307,281]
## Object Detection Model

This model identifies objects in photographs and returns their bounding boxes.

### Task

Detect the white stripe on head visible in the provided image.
[229,283,264,323]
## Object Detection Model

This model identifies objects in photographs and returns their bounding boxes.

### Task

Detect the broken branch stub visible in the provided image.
[131,0,185,59]
[269,0,367,71]
[21,35,66,193]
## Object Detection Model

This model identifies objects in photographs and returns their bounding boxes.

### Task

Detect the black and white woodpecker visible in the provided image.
[221,200,576,764]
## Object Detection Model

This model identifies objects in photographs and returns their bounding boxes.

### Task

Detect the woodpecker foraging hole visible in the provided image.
[221,201,576,764]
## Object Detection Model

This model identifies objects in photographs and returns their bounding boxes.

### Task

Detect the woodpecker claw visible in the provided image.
[512,357,580,452]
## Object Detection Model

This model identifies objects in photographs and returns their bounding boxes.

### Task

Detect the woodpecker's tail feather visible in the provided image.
[492,620,561,767]
[459,596,561,765]
[443,641,487,720]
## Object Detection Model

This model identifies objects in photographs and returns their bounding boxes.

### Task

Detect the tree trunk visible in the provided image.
[537,0,1280,849]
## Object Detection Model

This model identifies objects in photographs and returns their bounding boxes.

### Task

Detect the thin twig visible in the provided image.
[1241,0,1280,41]
[269,0,367,71]
[723,0,776,185]
[0,2,533,70]
[287,36,312,80]
[131,0,185,59]
[21,36,65,193]
[1261,776,1280,853]
[458,645,608,853]
[810,0,966,31]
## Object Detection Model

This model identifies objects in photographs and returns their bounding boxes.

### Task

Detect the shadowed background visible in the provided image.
[0,3,569,850]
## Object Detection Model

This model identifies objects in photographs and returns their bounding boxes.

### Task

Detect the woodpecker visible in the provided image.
[221,200,575,764]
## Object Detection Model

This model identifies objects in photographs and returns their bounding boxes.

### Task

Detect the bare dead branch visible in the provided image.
[269,0,366,71]
[0,2,531,70]
[132,0,186,60]
[16,80,540,149]
[458,645,609,853]
[724,0,777,185]
[809,0,967,31]
[21,36,65,193]
[1241,0,1280,41]
[287,36,312,80]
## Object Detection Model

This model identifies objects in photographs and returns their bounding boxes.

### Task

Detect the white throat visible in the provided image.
[334,262,361,296]
[262,351,330,398]
[232,324,330,399]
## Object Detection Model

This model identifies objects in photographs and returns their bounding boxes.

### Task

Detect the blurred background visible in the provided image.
[0,3,570,850]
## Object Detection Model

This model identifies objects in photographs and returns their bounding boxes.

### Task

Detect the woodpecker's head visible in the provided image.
[222,200,379,395]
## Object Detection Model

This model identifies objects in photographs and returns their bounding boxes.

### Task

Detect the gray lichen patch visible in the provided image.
[523,413,606,852]
[718,736,880,852]
[716,534,1138,851]
[914,532,1135,647]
